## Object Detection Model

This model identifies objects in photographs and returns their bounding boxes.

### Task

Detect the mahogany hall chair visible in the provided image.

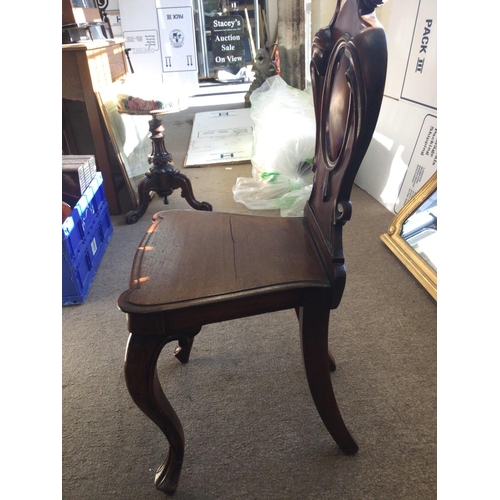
[118,0,388,494]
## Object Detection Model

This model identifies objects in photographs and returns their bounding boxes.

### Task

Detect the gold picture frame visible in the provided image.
[380,172,437,300]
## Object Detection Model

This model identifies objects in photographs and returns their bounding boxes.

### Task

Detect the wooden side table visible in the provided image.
[62,39,129,215]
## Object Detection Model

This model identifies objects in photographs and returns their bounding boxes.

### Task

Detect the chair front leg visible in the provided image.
[299,300,358,455]
[124,332,184,495]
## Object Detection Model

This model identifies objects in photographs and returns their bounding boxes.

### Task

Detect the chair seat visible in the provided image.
[118,210,331,324]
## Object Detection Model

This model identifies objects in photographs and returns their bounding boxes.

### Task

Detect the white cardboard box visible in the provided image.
[356,0,437,214]
[184,108,254,167]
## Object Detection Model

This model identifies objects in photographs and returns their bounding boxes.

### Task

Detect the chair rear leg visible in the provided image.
[328,351,337,371]
[173,327,202,364]
[296,306,335,371]
[299,302,358,454]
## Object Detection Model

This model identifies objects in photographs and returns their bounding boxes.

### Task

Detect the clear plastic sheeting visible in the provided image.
[232,76,316,217]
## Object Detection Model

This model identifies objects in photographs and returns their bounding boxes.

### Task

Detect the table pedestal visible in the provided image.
[125,112,212,224]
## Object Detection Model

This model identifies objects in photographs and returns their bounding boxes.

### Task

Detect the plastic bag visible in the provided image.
[232,75,315,216]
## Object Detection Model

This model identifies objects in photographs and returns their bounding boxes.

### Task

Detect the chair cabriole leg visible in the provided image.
[124,333,184,495]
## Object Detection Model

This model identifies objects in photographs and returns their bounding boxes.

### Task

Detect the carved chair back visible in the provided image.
[305,0,388,307]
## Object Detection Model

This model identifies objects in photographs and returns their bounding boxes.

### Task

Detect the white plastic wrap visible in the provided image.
[232,76,316,217]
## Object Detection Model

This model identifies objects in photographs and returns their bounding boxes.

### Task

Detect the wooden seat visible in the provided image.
[118,0,388,494]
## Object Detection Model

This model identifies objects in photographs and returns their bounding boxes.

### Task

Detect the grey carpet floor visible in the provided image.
[62,102,436,499]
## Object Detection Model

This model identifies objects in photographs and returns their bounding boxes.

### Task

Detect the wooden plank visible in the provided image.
[62,51,85,102]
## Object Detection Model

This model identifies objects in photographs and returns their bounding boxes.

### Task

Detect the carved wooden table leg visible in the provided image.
[169,169,213,212]
[124,333,185,495]
[124,170,159,224]
[299,297,358,455]
[125,112,212,224]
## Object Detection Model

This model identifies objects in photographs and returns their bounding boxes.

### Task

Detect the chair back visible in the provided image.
[305,0,388,305]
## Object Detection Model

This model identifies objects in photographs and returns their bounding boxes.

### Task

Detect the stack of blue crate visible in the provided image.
[62,171,113,305]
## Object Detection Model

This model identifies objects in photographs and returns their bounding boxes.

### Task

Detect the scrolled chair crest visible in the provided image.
[359,0,387,15]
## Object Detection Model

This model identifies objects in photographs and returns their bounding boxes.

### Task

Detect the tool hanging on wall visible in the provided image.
[258,5,266,49]
[244,8,256,60]
[270,44,281,75]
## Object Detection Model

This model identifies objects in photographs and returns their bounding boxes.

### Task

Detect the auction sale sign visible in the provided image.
[211,15,245,72]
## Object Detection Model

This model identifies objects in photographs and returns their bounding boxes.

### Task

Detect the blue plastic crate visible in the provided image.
[62,173,106,264]
[62,183,113,305]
